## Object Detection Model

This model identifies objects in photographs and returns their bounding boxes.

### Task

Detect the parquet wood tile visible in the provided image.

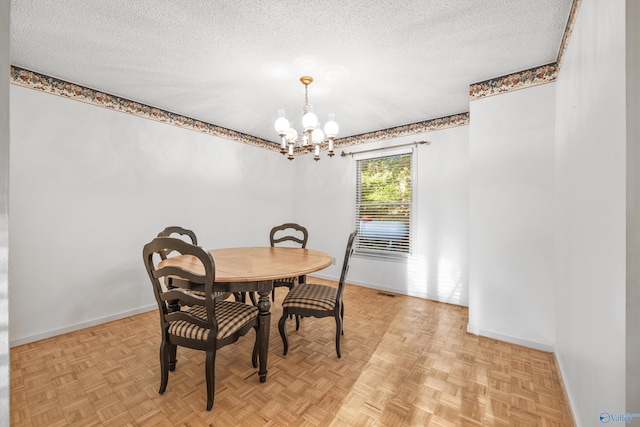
[10,279,574,426]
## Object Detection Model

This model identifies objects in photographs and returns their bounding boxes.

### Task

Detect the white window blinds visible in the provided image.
[355,151,413,255]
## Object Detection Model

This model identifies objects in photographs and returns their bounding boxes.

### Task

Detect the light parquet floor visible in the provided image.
[10,279,574,426]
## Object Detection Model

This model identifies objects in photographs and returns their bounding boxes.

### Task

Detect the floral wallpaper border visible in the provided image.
[10,65,469,154]
[9,66,279,152]
[333,113,470,149]
[469,63,558,100]
[10,0,579,153]
[557,0,582,69]
[469,0,581,100]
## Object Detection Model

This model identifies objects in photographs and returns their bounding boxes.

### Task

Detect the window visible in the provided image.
[355,150,413,256]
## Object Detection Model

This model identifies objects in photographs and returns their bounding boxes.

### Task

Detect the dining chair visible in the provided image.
[157,226,198,259]
[269,223,309,301]
[143,236,259,410]
[157,226,232,301]
[278,230,357,358]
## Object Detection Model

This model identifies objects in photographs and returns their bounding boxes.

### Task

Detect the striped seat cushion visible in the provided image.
[168,300,258,340]
[281,283,337,311]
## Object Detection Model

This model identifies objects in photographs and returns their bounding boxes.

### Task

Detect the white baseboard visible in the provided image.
[466,324,555,352]
[10,304,156,347]
[553,351,580,426]
[309,273,468,306]
[310,273,406,296]
[309,275,553,353]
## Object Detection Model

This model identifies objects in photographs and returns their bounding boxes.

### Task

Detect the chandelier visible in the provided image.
[274,76,338,161]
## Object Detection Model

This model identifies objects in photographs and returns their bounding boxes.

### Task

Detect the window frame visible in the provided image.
[353,146,416,259]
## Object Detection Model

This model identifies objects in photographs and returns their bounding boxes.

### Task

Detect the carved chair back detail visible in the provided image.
[268,223,309,302]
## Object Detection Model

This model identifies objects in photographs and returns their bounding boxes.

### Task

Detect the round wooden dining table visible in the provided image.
[158,246,332,383]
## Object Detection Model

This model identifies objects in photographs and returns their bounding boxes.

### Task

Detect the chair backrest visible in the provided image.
[335,230,358,303]
[143,236,219,335]
[270,223,308,248]
[157,226,198,260]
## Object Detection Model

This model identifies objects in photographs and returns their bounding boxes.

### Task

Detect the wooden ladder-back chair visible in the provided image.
[157,226,231,301]
[269,223,309,301]
[157,226,198,259]
[278,230,357,358]
[143,236,259,410]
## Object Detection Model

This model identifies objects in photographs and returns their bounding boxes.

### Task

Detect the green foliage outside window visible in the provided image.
[359,155,411,208]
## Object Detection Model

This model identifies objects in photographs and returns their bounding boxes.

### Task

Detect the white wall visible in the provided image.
[1,1,10,424]
[9,85,295,345]
[626,0,640,415]
[468,83,556,351]
[8,84,471,343]
[292,126,470,306]
[554,0,627,424]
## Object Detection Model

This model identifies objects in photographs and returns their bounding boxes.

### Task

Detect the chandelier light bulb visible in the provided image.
[302,106,318,131]
[324,113,339,138]
[274,109,290,136]
[286,128,298,143]
[312,128,325,144]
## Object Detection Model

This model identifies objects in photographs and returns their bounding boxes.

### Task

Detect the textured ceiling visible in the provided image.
[10,0,574,144]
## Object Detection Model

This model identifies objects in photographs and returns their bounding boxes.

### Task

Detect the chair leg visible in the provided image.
[295,314,300,331]
[335,312,343,358]
[341,303,345,336]
[159,340,170,394]
[169,343,178,371]
[287,282,294,319]
[252,326,259,368]
[278,311,289,356]
[205,348,216,410]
